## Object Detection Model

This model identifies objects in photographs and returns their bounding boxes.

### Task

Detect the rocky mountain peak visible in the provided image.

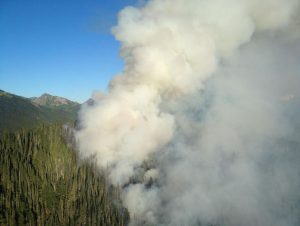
[32,93,78,107]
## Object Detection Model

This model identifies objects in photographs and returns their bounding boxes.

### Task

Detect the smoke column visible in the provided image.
[76,0,300,225]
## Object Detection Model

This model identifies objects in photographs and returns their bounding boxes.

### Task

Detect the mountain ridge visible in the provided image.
[0,90,80,132]
[31,93,79,107]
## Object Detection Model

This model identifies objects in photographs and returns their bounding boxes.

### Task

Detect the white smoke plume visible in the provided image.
[76,0,300,225]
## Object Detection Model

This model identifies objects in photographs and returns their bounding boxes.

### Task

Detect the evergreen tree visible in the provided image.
[0,124,129,226]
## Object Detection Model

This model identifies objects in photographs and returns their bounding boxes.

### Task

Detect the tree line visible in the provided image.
[0,124,129,226]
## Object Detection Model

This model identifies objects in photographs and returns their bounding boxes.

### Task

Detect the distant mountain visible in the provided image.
[84,98,95,106]
[0,90,80,132]
[31,93,78,107]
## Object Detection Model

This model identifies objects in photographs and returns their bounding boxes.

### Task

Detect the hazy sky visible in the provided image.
[0,0,141,102]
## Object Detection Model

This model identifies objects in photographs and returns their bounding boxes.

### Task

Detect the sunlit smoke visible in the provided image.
[76,0,300,225]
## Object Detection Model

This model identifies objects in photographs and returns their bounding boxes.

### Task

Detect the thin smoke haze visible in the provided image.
[76,0,300,225]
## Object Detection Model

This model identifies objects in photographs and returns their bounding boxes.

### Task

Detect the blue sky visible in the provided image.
[0,0,141,102]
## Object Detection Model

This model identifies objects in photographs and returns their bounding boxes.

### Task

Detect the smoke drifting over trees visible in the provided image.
[77,0,300,225]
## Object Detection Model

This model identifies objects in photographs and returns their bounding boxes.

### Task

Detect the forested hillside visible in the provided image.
[0,90,80,132]
[0,124,129,226]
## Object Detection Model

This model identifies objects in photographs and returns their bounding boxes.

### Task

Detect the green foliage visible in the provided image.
[0,124,129,226]
[0,90,80,133]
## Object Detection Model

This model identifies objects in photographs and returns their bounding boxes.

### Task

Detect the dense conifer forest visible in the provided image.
[0,124,129,226]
